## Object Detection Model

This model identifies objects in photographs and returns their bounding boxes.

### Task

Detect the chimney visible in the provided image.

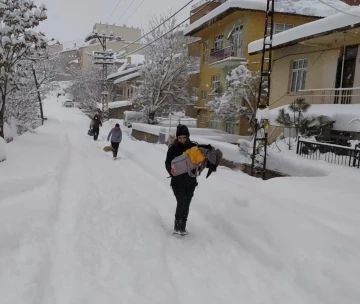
[127,56,131,64]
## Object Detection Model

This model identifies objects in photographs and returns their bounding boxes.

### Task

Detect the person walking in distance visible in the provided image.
[165,125,198,235]
[107,123,122,160]
[90,114,102,141]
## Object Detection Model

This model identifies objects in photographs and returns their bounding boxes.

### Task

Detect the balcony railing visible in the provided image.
[209,43,244,65]
[297,87,360,104]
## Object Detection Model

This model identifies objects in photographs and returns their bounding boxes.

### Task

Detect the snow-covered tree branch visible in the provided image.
[0,0,47,138]
[130,14,199,124]
[68,63,116,111]
[207,62,259,128]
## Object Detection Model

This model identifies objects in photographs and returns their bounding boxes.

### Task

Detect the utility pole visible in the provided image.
[32,65,44,125]
[85,31,122,121]
[250,0,274,180]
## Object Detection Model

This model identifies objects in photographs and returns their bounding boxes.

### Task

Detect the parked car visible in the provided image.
[63,99,74,108]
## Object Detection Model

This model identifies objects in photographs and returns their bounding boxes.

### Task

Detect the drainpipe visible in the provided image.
[339,32,346,93]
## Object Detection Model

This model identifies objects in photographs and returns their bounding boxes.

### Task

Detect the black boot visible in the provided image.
[179,220,188,235]
[173,220,181,235]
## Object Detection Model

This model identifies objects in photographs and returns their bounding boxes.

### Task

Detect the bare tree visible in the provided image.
[131,14,199,124]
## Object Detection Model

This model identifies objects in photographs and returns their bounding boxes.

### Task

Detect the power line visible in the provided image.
[123,0,146,24]
[316,0,360,19]
[106,0,125,23]
[115,0,136,24]
[113,0,201,54]
[119,13,195,58]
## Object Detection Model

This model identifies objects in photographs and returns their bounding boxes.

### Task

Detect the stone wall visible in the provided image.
[132,128,288,179]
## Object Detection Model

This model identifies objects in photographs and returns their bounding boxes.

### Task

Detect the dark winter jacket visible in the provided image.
[107,128,122,143]
[90,116,102,129]
[165,139,198,188]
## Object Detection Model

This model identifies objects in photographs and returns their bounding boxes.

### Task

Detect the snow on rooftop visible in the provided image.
[96,100,132,110]
[113,71,140,84]
[107,65,142,80]
[249,6,360,54]
[114,54,145,65]
[270,104,360,132]
[184,0,351,36]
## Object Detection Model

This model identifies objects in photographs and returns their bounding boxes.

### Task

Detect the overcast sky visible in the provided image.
[37,0,192,47]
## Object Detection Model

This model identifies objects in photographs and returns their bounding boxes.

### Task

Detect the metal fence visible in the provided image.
[296,138,360,168]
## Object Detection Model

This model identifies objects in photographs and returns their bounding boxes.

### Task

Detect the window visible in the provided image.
[225,122,235,134]
[201,90,207,100]
[203,40,209,51]
[116,87,124,96]
[267,23,293,36]
[201,114,207,123]
[203,54,209,64]
[290,59,308,92]
[211,75,221,90]
[229,24,243,49]
[209,120,218,129]
[214,34,223,49]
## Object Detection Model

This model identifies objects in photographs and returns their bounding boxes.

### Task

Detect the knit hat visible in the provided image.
[176,124,190,138]
[115,123,120,127]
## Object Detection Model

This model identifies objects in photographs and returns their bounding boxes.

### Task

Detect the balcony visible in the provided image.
[297,87,360,104]
[209,43,246,69]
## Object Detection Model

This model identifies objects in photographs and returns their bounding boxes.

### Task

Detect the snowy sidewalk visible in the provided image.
[0,93,360,304]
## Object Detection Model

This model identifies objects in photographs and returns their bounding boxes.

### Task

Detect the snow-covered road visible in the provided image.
[1,94,360,304]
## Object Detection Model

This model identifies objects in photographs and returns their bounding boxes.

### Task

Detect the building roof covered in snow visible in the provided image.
[96,100,132,110]
[248,6,360,54]
[113,71,141,84]
[184,0,351,36]
[107,65,142,80]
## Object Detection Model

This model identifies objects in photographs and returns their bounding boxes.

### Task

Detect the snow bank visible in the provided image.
[249,4,358,54]
[270,104,360,132]
[0,137,6,162]
[192,135,249,163]
[267,138,332,176]
[185,0,350,36]
[4,121,17,142]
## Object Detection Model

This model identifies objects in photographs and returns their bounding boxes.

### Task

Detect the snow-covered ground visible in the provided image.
[1,89,360,303]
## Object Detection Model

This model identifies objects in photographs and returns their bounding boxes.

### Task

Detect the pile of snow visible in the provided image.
[185,0,351,35]
[4,121,17,142]
[270,104,360,132]
[249,5,359,54]
[267,137,332,176]
[0,137,6,162]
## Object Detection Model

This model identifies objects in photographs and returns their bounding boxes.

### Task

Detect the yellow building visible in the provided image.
[184,0,349,135]
[248,6,360,143]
